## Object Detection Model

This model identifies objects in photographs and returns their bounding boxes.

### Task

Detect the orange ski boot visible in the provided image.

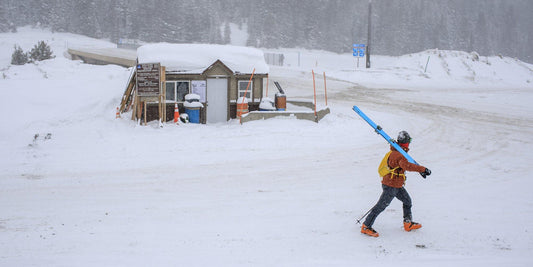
[361,224,379,237]
[404,220,422,231]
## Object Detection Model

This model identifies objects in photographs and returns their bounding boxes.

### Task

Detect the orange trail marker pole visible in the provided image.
[312,70,317,117]
[240,68,256,124]
[116,107,121,118]
[323,72,328,106]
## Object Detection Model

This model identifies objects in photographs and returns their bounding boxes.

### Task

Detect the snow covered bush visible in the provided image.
[11,41,54,65]
[11,45,29,65]
[29,40,54,62]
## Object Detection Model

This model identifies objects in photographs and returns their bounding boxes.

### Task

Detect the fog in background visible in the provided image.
[1,0,531,63]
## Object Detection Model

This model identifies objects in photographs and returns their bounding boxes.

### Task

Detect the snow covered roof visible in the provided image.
[137,43,269,74]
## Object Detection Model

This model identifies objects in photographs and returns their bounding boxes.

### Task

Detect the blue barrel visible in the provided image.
[185,107,200,123]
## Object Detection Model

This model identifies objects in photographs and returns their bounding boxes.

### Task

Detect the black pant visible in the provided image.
[363,184,412,227]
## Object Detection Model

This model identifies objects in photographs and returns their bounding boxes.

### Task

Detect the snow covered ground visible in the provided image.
[1,27,533,266]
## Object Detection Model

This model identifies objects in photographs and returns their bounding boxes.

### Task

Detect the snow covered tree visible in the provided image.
[29,41,54,62]
[11,45,29,65]
[3,0,533,63]
[0,5,10,32]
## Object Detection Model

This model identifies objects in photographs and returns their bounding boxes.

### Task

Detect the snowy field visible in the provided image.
[1,27,533,266]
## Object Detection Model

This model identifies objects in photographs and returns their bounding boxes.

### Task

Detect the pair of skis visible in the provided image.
[352,105,427,178]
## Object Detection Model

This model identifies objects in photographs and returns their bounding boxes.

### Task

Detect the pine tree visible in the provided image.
[11,45,29,65]
[29,41,54,62]
[0,5,10,32]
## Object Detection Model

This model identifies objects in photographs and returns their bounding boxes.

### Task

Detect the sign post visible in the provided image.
[135,63,161,125]
[353,44,366,69]
[136,63,160,97]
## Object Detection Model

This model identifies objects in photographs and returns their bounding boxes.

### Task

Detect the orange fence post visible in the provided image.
[312,70,317,117]
[323,72,328,106]
[239,68,256,124]
[266,74,269,97]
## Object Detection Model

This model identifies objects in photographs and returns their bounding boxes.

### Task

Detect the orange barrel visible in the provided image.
[237,97,249,117]
[237,102,249,117]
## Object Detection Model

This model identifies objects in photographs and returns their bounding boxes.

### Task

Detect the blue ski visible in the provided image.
[353,106,425,176]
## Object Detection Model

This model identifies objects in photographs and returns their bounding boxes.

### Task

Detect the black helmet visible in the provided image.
[397,131,411,144]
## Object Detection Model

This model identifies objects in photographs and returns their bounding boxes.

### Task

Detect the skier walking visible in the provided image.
[360,131,432,237]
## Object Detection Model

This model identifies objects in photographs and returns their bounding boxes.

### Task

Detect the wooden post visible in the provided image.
[159,94,163,125]
[119,68,136,113]
[158,71,162,124]
[143,101,147,126]
[137,98,142,122]
[131,92,139,121]
[131,92,137,120]
[161,66,166,123]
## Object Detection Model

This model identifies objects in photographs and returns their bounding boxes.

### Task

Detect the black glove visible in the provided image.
[420,168,431,178]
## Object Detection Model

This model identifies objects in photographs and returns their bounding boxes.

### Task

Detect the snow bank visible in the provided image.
[137,43,269,74]
[264,48,533,90]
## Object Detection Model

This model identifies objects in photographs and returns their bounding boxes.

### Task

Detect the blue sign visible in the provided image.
[352,44,366,57]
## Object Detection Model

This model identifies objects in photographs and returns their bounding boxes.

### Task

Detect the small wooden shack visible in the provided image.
[119,43,269,124]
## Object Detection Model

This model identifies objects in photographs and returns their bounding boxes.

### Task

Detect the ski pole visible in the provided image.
[355,208,373,224]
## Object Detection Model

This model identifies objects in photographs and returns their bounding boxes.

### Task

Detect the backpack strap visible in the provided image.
[389,167,406,180]
[388,153,406,181]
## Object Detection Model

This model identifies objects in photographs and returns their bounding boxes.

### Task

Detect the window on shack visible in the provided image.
[165,81,190,102]
[238,80,252,102]
[165,82,175,102]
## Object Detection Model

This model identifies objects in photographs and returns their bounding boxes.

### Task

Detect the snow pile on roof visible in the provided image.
[137,43,269,74]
